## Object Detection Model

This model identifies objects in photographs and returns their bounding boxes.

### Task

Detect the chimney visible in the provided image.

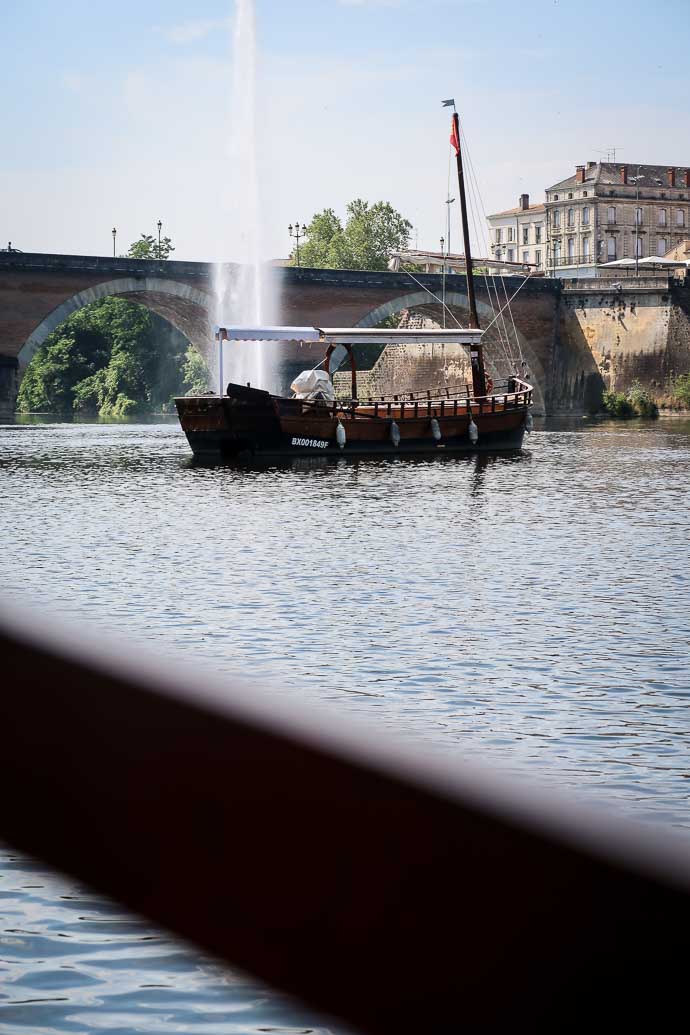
[620,165,628,185]
[668,167,676,187]
[587,160,596,169]
[576,165,585,184]
[519,193,529,210]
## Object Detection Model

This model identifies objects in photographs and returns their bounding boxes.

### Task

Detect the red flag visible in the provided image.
[450,116,460,156]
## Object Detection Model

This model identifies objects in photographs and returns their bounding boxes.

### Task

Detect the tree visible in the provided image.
[127,233,175,260]
[292,200,412,271]
[17,297,191,416]
[295,209,343,268]
[181,345,211,395]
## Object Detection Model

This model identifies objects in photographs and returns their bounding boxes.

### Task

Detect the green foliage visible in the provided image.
[627,380,659,419]
[127,233,175,260]
[17,297,194,416]
[602,380,658,420]
[671,373,690,408]
[293,200,412,271]
[181,345,211,395]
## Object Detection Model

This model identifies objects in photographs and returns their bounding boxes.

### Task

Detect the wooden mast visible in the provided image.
[452,110,487,398]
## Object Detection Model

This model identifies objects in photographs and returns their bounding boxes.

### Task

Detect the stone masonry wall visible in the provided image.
[559,279,690,405]
[334,342,471,400]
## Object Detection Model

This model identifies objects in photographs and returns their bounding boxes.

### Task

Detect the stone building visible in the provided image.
[545,163,690,278]
[486,194,546,271]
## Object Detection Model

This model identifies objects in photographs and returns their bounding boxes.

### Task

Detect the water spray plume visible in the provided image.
[214,0,277,393]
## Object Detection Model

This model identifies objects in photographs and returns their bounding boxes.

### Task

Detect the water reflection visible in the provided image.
[2,413,690,1033]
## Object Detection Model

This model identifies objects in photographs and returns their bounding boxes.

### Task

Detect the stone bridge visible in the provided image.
[1,251,688,416]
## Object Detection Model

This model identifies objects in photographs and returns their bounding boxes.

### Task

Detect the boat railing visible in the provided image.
[2,607,690,1033]
[299,378,532,418]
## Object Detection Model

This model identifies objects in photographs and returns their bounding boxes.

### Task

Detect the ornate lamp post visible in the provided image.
[112,227,117,258]
[157,220,162,261]
[288,222,307,266]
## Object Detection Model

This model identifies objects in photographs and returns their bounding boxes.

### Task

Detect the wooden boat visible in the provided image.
[175,325,533,459]
[175,107,533,460]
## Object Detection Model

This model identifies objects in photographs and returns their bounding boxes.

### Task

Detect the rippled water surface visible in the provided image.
[2,414,690,1032]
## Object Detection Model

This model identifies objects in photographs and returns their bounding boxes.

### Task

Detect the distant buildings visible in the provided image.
[488,163,690,278]
[486,194,546,272]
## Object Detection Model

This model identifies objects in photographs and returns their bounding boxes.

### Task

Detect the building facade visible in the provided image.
[545,162,690,278]
[486,194,546,271]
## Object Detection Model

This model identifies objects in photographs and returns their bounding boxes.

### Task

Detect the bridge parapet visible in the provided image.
[0,251,216,280]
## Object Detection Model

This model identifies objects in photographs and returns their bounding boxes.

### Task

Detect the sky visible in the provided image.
[2,0,690,263]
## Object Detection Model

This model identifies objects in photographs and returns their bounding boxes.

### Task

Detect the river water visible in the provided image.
[1,414,690,1033]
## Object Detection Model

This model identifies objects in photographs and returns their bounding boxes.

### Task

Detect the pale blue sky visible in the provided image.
[3,0,689,261]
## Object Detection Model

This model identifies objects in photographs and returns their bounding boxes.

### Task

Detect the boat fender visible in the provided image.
[390,421,400,448]
[336,420,346,449]
[468,417,479,444]
[430,417,442,441]
[486,377,494,394]
[524,411,533,433]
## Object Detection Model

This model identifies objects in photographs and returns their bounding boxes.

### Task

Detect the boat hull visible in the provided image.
[176,386,529,460]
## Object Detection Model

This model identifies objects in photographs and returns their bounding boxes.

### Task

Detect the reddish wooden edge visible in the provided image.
[1,605,689,1033]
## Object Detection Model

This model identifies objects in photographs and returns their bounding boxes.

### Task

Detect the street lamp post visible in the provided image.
[445,197,455,265]
[630,171,643,279]
[440,236,446,328]
[112,227,116,258]
[288,223,307,266]
[157,220,162,261]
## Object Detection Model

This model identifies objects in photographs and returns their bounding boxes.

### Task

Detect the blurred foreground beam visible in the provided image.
[1,607,689,1033]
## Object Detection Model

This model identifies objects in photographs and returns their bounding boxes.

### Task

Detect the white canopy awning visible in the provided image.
[215,325,482,345]
[215,325,321,342]
[637,256,689,267]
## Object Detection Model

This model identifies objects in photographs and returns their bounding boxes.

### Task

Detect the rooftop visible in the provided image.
[548,162,690,193]
[488,203,546,219]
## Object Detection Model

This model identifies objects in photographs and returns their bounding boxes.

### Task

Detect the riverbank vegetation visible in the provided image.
[291,200,412,270]
[601,380,659,420]
[17,298,210,417]
[670,373,690,409]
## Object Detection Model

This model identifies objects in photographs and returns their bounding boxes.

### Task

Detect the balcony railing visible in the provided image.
[551,253,596,267]
[3,604,690,1033]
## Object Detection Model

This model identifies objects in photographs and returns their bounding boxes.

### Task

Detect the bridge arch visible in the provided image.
[18,277,214,368]
[354,289,546,412]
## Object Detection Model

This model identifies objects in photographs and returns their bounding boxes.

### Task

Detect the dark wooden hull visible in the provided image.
[175,384,530,460]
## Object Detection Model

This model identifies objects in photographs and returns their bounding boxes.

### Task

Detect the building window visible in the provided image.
[635,236,644,257]
[677,210,685,226]
[554,194,559,201]
[522,250,529,263]
[583,237,590,260]
[522,227,529,245]
[496,229,502,243]
[659,209,667,226]
[535,250,542,266]
[607,237,616,260]
[553,210,561,228]
[635,207,643,225]
[658,239,667,256]
[567,207,575,227]
[568,192,573,199]
[554,241,561,261]
[508,227,514,242]
[567,238,575,260]
[583,191,588,197]
[535,225,542,244]
[507,248,514,261]
[582,206,590,225]
[607,207,616,223]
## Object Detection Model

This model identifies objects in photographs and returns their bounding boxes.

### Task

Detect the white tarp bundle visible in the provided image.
[290,369,335,402]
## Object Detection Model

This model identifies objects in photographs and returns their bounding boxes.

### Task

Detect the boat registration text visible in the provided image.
[291,437,328,449]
